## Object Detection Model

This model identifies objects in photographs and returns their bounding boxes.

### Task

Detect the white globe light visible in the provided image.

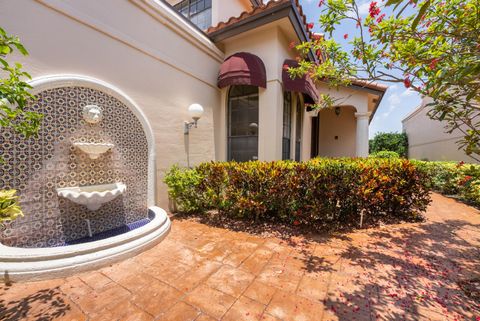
[188,103,204,120]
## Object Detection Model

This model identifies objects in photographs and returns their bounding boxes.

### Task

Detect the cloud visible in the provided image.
[379,91,401,119]
[401,88,415,97]
[388,84,399,92]
[387,93,401,106]
[358,1,371,15]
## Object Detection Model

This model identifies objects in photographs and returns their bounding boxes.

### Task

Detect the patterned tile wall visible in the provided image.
[0,86,149,248]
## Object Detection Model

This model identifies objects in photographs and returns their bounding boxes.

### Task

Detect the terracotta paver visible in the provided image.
[1,193,479,320]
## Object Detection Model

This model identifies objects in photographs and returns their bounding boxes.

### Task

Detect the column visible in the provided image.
[355,112,371,157]
[258,81,283,161]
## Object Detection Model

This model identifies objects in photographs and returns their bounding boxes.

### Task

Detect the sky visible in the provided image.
[298,0,423,137]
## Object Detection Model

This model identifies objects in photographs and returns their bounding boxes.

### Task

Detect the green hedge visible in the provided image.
[410,160,480,206]
[165,159,431,229]
[369,151,400,159]
[369,132,408,158]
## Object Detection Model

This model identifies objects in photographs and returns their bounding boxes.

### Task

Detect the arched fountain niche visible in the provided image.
[0,75,170,282]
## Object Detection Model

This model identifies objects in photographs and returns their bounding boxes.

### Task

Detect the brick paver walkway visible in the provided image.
[1,193,479,321]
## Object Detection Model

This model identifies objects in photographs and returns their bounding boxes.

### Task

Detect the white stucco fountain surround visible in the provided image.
[0,75,171,282]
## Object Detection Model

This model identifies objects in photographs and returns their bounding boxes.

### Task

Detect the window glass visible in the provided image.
[295,99,302,161]
[173,0,212,30]
[228,86,259,162]
[282,92,292,160]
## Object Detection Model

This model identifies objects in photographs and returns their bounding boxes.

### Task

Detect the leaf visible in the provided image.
[14,43,28,56]
[385,0,404,6]
[412,0,431,30]
[0,57,8,68]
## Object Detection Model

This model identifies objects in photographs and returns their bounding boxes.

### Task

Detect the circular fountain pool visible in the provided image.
[0,207,170,283]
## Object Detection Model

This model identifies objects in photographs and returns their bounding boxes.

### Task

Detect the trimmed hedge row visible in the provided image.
[165,158,431,229]
[411,160,480,206]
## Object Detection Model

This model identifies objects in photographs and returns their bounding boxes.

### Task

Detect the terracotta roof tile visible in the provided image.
[207,0,315,44]
[350,79,388,92]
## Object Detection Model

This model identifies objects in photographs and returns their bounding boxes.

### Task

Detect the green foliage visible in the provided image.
[291,0,480,160]
[0,27,41,143]
[369,151,400,159]
[369,132,408,157]
[163,165,206,213]
[0,190,23,226]
[0,27,38,224]
[165,159,431,229]
[411,160,480,206]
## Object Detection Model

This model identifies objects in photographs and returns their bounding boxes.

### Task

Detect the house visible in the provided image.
[0,0,386,210]
[402,97,478,163]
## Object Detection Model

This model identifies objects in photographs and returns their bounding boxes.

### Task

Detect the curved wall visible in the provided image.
[1,80,150,248]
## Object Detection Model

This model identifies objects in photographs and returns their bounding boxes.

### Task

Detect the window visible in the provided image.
[174,0,212,30]
[282,92,292,160]
[228,86,259,162]
[295,99,303,161]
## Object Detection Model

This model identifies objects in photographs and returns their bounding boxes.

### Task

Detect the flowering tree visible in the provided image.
[290,0,480,160]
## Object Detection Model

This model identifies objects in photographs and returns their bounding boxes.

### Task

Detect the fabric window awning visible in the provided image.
[218,52,267,89]
[282,59,318,104]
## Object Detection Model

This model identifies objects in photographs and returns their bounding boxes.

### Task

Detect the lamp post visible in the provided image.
[184,104,204,168]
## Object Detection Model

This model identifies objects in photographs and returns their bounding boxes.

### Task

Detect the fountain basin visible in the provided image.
[73,142,114,159]
[56,183,126,211]
[0,207,171,282]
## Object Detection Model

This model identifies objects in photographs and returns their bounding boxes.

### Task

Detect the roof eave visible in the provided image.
[369,90,385,123]
[208,1,318,63]
[345,83,387,122]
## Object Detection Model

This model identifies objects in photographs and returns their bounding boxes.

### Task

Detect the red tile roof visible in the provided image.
[350,79,388,93]
[206,0,315,43]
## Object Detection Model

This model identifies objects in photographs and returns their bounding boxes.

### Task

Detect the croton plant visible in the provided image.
[0,190,23,227]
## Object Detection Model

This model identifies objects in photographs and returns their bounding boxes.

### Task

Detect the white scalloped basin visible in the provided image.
[57,183,126,211]
[74,142,114,159]
[0,207,171,282]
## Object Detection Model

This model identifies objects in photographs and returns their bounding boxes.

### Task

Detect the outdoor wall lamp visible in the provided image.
[335,107,341,116]
[184,103,204,135]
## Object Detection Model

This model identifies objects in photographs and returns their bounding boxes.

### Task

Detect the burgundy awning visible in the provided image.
[282,59,318,104]
[218,52,267,89]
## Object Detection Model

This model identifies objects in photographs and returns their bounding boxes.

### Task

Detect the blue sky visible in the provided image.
[298,0,422,137]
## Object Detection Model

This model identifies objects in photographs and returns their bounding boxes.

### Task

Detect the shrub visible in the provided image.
[369,132,408,158]
[165,159,431,229]
[369,151,400,159]
[0,189,23,227]
[410,160,480,206]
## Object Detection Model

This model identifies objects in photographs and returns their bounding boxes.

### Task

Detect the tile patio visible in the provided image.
[1,193,479,320]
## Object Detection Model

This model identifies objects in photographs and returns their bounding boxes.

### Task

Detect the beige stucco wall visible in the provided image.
[403,99,478,163]
[212,0,252,26]
[0,0,224,208]
[317,106,357,158]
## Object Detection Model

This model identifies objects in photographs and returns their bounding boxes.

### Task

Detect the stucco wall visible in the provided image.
[318,106,357,158]
[212,0,252,26]
[0,0,223,208]
[403,101,478,163]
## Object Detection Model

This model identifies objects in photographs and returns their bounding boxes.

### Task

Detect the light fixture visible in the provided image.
[184,103,204,135]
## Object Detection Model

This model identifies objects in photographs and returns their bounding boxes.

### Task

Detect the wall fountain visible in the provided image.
[56,105,126,211]
[0,75,170,282]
